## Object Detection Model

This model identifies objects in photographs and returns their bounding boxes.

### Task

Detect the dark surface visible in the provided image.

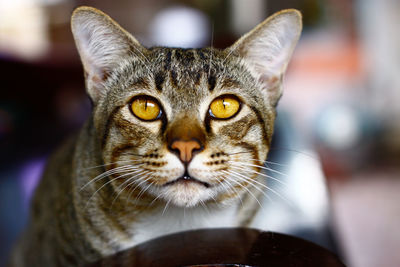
[89,228,345,267]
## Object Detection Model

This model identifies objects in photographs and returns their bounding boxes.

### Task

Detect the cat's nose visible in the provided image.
[166,115,206,163]
[170,140,203,163]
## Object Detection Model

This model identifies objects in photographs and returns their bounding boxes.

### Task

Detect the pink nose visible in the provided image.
[170,140,201,163]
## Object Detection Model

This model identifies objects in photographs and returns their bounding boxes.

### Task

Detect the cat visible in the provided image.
[10,6,302,266]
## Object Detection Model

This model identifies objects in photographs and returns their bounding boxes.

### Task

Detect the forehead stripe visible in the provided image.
[208,74,216,92]
[154,72,165,92]
[164,50,172,71]
[169,70,178,87]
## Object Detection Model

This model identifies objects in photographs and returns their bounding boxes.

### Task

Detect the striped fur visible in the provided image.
[10,6,302,266]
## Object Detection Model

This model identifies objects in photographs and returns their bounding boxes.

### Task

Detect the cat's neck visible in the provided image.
[122,202,240,249]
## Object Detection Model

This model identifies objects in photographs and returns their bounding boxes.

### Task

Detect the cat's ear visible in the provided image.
[71,6,144,103]
[228,9,302,105]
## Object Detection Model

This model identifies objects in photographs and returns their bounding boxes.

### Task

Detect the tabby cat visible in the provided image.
[10,6,302,266]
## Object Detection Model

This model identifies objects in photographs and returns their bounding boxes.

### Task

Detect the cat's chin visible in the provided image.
[160,179,214,208]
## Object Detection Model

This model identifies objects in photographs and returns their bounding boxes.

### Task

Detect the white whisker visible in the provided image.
[115,170,149,194]
[228,161,288,177]
[236,158,288,167]
[84,170,142,209]
[136,179,155,200]
[149,190,166,206]
[264,160,288,167]
[269,148,317,160]
[111,170,150,206]
[220,170,263,208]
[80,164,144,190]
[228,169,292,207]
[215,173,244,207]
[162,198,172,216]
[127,174,153,203]
[84,159,143,170]
[222,170,272,204]
[199,199,211,216]
[229,165,288,187]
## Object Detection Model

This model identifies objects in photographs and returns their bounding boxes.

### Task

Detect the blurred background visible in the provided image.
[1,0,400,266]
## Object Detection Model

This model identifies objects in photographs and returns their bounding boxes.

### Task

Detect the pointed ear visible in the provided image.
[71,6,144,103]
[228,9,302,105]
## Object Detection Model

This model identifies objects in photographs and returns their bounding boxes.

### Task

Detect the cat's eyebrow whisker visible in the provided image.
[80,165,144,190]
[228,161,288,177]
[229,165,288,187]
[222,45,238,65]
[128,48,152,74]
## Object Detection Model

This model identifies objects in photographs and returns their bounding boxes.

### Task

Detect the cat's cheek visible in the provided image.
[242,126,269,158]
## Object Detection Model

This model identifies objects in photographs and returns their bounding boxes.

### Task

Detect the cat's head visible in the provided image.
[71,7,302,208]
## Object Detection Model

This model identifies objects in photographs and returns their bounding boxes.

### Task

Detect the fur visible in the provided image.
[9,6,302,266]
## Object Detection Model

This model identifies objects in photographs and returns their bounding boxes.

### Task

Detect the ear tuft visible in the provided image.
[228,9,302,105]
[71,6,144,103]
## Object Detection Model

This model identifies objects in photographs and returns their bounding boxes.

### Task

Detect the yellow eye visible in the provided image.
[130,96,161,121]
[209,95,240,119]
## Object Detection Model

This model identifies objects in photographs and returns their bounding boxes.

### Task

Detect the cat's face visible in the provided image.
[72,7,302,207]
[98,48,273,207]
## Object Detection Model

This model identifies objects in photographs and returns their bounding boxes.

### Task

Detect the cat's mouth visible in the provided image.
[164,173,211,188]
